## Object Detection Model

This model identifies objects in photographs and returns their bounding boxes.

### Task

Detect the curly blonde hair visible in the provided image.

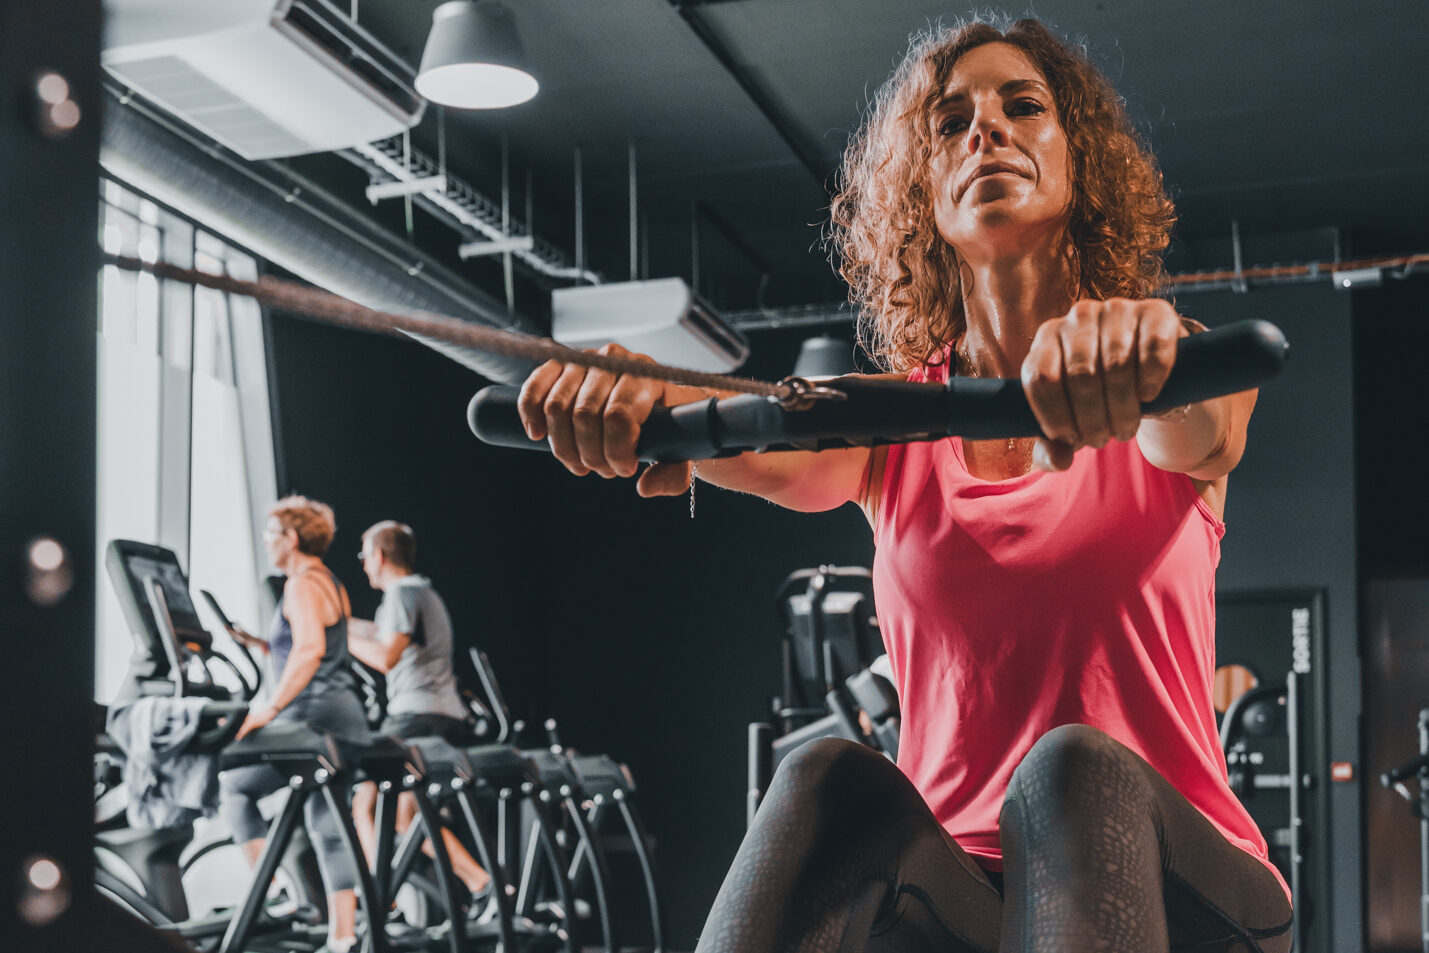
[269,495,337,557]
[829,16,1176,372]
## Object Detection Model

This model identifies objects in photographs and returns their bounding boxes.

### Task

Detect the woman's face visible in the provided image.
[262,516,294,569]
[928,42,1072,258]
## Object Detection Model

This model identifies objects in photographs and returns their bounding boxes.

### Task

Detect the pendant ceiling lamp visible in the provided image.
[792,335,856,380]
[416,0,539,109]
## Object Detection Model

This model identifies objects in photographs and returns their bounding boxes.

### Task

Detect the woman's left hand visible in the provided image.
[1021,298,1188,471]
[236,704,278,740]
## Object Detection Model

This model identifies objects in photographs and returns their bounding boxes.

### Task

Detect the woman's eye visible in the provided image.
[938,116,968,137]
[1009,98,1046,117]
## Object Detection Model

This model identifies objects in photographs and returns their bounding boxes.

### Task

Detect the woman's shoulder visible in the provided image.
[284,563,340,601]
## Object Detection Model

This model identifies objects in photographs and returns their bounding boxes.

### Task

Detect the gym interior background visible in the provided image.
[4,0,1428,950]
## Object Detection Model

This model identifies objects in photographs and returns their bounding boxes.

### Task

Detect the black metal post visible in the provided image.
[1286,670,1303,952]
[322,781,393,953]
[454,787,515,952]
[373,783,399,912]
[408,787,466,953]
[0,2,101,950]
[1419,707,1429,953]
[219,784,309,953]
[616,795,666,953]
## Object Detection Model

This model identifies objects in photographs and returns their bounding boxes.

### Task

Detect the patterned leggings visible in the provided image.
[694,726,1292,953]
[219,763,358,894]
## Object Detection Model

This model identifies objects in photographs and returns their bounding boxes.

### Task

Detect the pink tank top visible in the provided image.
[872,361,1285,895]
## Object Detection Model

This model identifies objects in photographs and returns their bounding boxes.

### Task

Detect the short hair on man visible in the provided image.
[364,520,417,571]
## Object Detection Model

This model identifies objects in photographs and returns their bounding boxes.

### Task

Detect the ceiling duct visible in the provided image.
[103,0,424,160]
[102,88,541,385]
[553,279,749,372]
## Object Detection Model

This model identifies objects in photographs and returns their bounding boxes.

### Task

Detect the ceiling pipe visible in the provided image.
[629,141,639,281]
[725,252,1429,331]
[101,85,540,384]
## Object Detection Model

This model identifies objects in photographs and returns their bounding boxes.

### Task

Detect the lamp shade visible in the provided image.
[416,1,539,109]
[792,335,855,380]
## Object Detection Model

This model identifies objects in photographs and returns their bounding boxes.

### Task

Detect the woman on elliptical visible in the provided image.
[219,495,369,953]
[516,15,1290,953]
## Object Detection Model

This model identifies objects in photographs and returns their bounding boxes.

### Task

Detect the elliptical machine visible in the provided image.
[95,539,382,952]
[746,566,900,825]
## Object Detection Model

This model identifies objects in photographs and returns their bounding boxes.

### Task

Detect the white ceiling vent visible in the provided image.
[103,0,425,160]
[552,279,749,373]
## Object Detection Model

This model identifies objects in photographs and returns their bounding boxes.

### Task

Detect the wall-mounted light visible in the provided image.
[416,1,538,109]
[1332,266,1383,291]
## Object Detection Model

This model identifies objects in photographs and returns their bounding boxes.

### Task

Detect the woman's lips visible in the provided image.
[958,163,1025,200]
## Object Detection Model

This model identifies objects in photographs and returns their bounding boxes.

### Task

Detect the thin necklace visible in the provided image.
[953,343,1022,454]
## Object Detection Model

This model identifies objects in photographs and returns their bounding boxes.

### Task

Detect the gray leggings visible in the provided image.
[696,726,1292,953]
[219,763,358,894]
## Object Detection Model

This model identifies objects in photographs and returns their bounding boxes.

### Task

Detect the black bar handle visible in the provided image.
[469,319,1287,461]
[1383,753,1429,787]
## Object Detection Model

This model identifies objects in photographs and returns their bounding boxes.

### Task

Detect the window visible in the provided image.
[95,180,277,702]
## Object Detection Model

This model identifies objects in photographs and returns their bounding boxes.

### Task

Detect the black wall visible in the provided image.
[269,313,870,946]
[1352,274,1429,953]
[1353,277,1429,578]
[1179,285,1361,953]
[3,1,104,950]
[268,316,557,720]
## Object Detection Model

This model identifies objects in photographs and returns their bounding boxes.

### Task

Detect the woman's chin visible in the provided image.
[945,206,1068,256]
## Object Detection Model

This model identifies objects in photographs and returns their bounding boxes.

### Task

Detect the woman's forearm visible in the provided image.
[265,650,322,712]
[659,382,875,512]
[695,447,873,513]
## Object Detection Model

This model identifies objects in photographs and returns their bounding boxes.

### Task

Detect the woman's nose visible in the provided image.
[966,109,1009,153]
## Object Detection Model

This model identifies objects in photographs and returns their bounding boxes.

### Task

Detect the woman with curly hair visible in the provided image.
[219,495,370,953]
[517,15,1290,953]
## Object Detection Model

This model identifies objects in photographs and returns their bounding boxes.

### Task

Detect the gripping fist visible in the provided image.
[516,342,693,496]
[1021,298,1188,471]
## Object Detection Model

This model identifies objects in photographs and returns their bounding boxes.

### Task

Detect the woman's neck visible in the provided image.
[955,240,1077,377]
[280,550,324,577]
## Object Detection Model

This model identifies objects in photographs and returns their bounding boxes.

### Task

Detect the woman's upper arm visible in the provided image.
[283,576,335,654]
[1138,386,1257,481]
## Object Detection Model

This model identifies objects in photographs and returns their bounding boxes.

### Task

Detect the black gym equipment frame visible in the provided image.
[0,0,121,950]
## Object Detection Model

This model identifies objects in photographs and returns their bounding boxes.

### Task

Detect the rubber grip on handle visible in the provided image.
[468,319,1287,459]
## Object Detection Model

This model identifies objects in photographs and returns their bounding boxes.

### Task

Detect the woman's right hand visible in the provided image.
[227,622,269,654]
[516,342,694,497]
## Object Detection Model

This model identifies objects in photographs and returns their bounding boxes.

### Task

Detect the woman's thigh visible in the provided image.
[219,762,285,804]
[697,738,1002,953]
[1001,724,1291,953]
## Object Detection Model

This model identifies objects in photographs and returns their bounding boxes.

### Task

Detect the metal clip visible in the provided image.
[771,376,849,411]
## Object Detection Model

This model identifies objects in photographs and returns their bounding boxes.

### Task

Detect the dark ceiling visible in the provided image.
[320,0,1428,315]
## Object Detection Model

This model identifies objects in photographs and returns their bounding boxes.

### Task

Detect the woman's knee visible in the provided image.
[774,738,890,794]
[764,736,926,827]
[1007,724,1150,809]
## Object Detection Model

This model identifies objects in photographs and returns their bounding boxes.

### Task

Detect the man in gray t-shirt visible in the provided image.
[349,521,466,731]
[348,521,489,896]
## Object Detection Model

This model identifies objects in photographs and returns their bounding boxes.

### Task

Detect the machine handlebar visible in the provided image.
[469,319,1287,462]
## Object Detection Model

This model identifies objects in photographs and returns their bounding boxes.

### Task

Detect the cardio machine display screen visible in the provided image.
[123,553,203,632]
